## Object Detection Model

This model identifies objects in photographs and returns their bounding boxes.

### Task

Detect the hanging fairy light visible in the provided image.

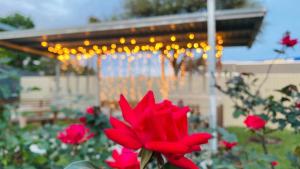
[39,33,222,102]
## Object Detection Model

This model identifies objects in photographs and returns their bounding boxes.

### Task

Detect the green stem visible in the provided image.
[71,145,78,157]
[155,153,164,169]
[260,129,274,169]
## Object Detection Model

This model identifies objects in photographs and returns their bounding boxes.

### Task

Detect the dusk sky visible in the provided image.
[0,0,299,61]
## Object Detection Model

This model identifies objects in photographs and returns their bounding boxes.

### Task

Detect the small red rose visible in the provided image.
[86,106,95,115]
[271,161,279,166]
[296,101,300,109]
[244,115,266,130]
[220,140,237,150]
[281,32,298,47]
[79,116,87,124]
[57,124,94,145]
[106,147,140,169]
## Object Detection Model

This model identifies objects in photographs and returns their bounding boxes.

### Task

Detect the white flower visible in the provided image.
[29,144,46,155]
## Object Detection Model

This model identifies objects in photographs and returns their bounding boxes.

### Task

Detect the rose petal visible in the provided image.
[182,133,212,146]
[110,116,130,129]
[145,141,189,154]
[167,156,198,169]
[104,129,142,150]
[134,91,155,113]
[119,94,136,125]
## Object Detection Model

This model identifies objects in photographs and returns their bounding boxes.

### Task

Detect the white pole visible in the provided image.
[207,0,218,153]
[55,61,61,100]
[95,55,101,107]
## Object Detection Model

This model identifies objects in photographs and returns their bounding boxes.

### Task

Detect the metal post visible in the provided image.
[55,61,61,100]
[207,0,218,153]
[161,54,165,81]
[95,55,101,107]
[86,59,90,94]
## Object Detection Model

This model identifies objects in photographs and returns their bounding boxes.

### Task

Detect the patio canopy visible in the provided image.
[0,8,265,57]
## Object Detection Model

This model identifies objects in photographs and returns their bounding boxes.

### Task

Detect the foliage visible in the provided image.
[78,106,110,136]
[287,145,300,169]
[0,13,34,29]
[217,73,300,132]
[0,69,111,168]
[123,0,257,18]
[228,127,300,169]
[0,65,20,101]
[0,14,57,75]
[88,16,101,23]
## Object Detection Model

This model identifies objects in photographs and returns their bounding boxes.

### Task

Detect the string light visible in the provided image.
[43,35,224,68]
[130,39,136,45]
[170,35,176,42]
[120,37,126,44]
[149,37,155,43]
[41,41,48,47]
[188,33,195,40]
[84,40,90,46]
[111,44,117,49]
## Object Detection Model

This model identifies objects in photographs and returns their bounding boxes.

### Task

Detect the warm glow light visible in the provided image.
[71,49,77,54]
[120,37,126,44]
[193,43,199,48]
[93,45,99,50]
[41,41,48,47]
[149,37,155,43]
[76,54,82,60]
[205,46,211,51]
[130,39,136,45]
[102,46,108,51]
[166,45,171,50]
[111,44,117,49]
[117,47,123,53]
[170,35,176,42]
[55,44,62,49]
[84,40,90,46]
[202,53,208,60]
[188,33,195,40]
[187,43,192,48]
[48,47,54,52]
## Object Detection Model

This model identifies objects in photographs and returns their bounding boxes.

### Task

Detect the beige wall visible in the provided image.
[20,70,300,127]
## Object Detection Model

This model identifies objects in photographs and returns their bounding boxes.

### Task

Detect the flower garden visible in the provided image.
[0,1,300,169]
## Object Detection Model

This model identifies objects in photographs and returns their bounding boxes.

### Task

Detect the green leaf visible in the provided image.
[139,148,153,169]
[274,49,285,54]
[64,161,98,169]
[233,109,245,118]
[164,163,180,169]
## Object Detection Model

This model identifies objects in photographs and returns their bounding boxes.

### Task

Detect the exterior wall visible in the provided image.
[20,72,300,127]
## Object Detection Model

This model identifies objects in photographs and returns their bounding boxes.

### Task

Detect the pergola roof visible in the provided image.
[0,8,265,57]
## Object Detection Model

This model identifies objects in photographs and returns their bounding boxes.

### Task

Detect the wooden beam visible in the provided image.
[0,40,55,57]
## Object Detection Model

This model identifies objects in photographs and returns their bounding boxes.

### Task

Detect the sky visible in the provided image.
[0,0,299,61]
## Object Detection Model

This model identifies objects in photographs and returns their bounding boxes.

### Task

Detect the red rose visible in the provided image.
[106,148,140,169]
[79,116,87,124]
[244,115,266,130]
[271,161,279,166]
[57,124,94,145]
[104,91,212,169]
[296,101,300,109]
[281,33,298,47]
[86,106,95,115]
[220,140,237,150]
